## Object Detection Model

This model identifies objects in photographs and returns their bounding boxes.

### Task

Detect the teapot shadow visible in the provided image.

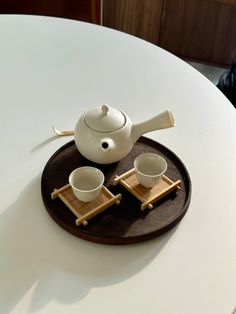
[0,176,177,313]
[30,135,61,152]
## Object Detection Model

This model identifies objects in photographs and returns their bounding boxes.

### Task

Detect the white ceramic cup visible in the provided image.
[134,153,167,188]
[69,166,104,202]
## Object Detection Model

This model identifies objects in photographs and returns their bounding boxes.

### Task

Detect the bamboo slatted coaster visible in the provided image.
[51,184,122,226]
[113,168,181,211]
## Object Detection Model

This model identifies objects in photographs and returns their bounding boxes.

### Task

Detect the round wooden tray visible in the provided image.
[41,137,191,245]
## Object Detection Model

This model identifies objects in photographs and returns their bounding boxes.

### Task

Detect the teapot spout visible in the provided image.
[100,138,115,151]
[131,110,175,143]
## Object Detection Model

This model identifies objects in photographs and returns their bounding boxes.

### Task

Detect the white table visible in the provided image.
[0,15,236,314]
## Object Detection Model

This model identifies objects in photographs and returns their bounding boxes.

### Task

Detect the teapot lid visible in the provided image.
[84,105,126,132]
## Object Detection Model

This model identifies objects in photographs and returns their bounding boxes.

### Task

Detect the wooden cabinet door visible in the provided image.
[159,0,236,66]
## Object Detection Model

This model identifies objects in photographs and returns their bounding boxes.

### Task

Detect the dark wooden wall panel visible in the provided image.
[160,0,236,66]
[0,0,101,24]
[103,0,236,66]
[103,0,163,44]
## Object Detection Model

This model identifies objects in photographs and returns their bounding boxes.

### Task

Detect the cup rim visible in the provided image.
[134,153,167,178]
[69,166,104,193]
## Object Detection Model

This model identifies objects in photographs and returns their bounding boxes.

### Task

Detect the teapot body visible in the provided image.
[74,113,133,164]
[74,105,174,164]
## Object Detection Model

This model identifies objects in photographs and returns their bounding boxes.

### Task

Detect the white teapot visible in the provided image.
[74,105,174,164]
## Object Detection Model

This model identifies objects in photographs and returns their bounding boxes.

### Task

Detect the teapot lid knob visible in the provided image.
[84,104,125,132]
[101,105,109,115]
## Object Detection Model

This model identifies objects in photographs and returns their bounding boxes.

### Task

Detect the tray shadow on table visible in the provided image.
[0,176,178,313]
[30,135,62,153]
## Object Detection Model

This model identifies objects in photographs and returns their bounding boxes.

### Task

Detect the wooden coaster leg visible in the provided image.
[82,220,88,227]
[141,203,153,211]
[51,184,71,199]
[113,168,135,185]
